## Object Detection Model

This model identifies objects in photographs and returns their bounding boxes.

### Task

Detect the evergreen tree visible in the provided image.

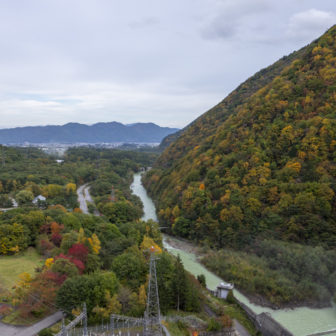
[171,255,186,311]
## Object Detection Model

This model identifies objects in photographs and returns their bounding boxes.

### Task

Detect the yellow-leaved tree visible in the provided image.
[45,258,54,268]
[65,183,77,195]
[140,235,162,254]
[13,272,32,305]
[78,228,101,254]
[77,228,86,244]
[88,234,101,255]
[138,284,147,310]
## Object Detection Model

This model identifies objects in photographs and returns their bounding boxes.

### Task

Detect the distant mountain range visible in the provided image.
[0,122,179,144]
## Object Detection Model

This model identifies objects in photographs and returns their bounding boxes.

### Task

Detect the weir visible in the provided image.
[234,298,293,336]
[306,329,336,336]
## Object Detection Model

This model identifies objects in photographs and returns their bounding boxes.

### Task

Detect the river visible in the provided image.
[130,172,336,336]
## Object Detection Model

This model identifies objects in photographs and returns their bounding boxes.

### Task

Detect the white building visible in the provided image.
[33,195,46,205]
[216,282,234,299]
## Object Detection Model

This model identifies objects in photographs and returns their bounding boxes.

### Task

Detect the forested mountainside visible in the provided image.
[144,25,336,249]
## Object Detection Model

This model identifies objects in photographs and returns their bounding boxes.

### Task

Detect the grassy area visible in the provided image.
[224,304,258,335]
[0,247,43,291]
[164,320,189,336]
[206,294,258,336]
[1,308,41,326]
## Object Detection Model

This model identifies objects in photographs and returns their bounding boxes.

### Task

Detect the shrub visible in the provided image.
[38,328,53,336]
[207,317,221,332]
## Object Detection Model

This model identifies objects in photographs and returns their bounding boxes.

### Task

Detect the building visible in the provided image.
[216,282,234,299]
[33,195,46,205]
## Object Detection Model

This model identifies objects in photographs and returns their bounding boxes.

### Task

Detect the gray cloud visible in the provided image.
[286,9,336,41]
[201,0,271,40]
[202,19,237,40]
[0,0,334,129]
[129,17,159,29]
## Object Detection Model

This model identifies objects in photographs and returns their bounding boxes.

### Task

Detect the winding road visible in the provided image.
[77,183,90,214]
[77,183,99,215]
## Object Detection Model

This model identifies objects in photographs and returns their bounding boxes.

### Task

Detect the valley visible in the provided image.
[132,171,336,336]
[144,25,336,312]
[1,2,336,336]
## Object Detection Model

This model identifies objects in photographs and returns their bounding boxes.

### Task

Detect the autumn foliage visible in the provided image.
[144,25,336,249]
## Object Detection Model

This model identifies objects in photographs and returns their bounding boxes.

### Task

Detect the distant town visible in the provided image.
[3,142,160,156]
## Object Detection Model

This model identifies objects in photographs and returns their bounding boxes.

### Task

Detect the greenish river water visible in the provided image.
[131,172,336,336]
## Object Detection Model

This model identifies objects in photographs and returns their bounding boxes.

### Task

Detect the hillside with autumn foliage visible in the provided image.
[143,26,336,307]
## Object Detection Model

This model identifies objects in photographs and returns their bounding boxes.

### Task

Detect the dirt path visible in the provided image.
[234,320,251,336]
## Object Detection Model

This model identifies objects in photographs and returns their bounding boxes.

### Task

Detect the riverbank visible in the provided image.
[163,235,202,255]
[165,235,333,311]
[132,172,336,336]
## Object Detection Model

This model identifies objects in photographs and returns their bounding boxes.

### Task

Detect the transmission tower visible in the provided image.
[144,247,162,336]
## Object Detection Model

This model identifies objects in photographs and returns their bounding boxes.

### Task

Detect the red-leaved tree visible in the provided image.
[51,233,62,247]
[68,243,89,263]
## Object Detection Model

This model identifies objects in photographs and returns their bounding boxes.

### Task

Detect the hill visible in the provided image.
[144,25,336,307]
[0,122,179,144]
[145,25,336,248]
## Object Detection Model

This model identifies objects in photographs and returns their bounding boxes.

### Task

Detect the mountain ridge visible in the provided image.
[0,122,179,144]
[143,24,336,308]
[144,25,336,248]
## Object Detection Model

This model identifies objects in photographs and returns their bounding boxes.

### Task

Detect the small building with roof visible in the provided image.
[216,282,234,299]
[33,195,46,205]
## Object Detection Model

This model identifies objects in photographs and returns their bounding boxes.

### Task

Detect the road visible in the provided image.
[0,311,63,336]
[204,304,250,336]
[0,198,18,212]
[0,321,23,336]
[234,319,251,336]
[77,184,99,215]
[14,311,63,336]
[77,183,90,214]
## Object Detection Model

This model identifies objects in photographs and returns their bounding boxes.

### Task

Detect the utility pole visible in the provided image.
[144,247,162,336]
[83,302,88,336]
[61,316,66,336]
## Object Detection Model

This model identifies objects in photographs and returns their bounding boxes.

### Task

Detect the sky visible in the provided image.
[0,0,335,129]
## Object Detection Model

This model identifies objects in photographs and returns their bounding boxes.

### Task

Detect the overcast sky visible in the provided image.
[0,0,335,129]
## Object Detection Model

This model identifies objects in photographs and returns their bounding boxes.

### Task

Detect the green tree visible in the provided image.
[0,223,29,254]
[56,272,119,317]
[51,259,79,279]
[197,274,206,288]
[60,231,78,253]
[16,190,34,205]
[111,247,147,290]
[171,255,187,311]
[100,201,142,223]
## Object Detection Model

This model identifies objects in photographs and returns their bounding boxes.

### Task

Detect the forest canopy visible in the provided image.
[143,26,336,307]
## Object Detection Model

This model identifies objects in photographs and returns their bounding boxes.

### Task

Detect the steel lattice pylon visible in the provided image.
[144,248,162,336]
